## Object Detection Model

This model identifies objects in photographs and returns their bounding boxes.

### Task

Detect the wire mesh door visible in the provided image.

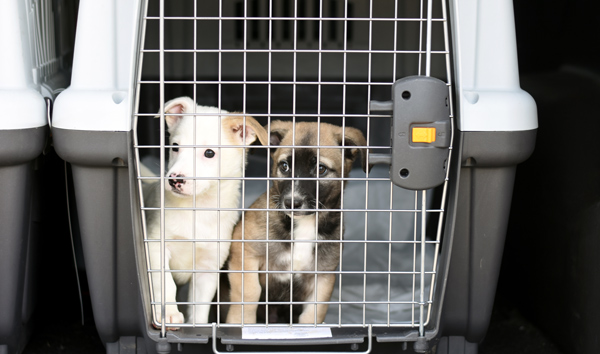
[133,0,454,346]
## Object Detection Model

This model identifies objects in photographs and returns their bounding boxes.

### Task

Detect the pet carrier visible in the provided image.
[0,1,74,353]
[52,0,537,353]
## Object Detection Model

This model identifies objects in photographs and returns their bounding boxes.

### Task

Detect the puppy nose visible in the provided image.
[168,173,185,187]
[283,197,302,210]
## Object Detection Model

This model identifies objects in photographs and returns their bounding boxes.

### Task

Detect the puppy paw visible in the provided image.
[226,307,242,324]
[153,306,185,330]
[166,309,185,326]
[298,308,317,324]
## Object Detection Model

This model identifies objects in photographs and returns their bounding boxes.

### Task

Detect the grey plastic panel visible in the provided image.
[0,127,46,354]
[52,128,129,167]
[0,164,34,354]
[441,129,536,343]
[437,336,478,354]
[52,129,158,352]
[461,130,537,167]
[0,127,46,166]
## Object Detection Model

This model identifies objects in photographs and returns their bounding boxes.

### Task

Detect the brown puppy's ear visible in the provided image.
[339,126,371,173]
[160,96,196,132]
[266,120,293,147]
[224,115,269,146]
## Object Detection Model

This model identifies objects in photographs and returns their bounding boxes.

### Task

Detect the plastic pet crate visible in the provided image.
[0,1,74,353]
[52,0,537,353]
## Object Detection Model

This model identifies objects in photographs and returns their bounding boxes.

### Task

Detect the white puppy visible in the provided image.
[143,96,267,326]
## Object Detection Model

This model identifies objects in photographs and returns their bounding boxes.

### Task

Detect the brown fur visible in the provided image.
[226,121,368,324]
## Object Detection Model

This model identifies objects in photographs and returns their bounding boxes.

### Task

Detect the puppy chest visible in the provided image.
[163,209,237,240]
[270,217,321,276]
[281,242,315,272]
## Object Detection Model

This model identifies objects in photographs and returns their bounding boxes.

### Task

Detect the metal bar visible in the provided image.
[145,239,441,246]
[419,191,427,336]
[418,0,424,75]
[192,0,198,326]
[140,206,445,213]
[139,48,449,55]
[264,0,273,326]
[289,0,299,327]
[240,0,247,326]
[135,174,396,182]
[362,0,374,327]
[412,191,418,326]
[158,0,166,337]
[425,0,434,76]
[425,0,455,327]
[314,0,323,326]
[152,321,417,329]
[134,0,152,331]
[134,112,393,118]
[338,0,349,327]
[146,15,445,22]
[135,143,391,149]
[387,181,394,327]
[156,299,430,306]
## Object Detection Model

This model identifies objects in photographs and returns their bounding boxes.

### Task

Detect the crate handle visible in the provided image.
[211,324,373,354]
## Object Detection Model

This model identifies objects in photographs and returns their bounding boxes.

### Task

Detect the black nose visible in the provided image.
[283,197,303,210]
[168,173,185,187]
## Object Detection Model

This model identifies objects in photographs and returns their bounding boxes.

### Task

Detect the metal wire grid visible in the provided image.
[133,0,454,340]
[25,0,59,84]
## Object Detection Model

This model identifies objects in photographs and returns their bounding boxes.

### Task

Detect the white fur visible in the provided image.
[144,97,257,326]
[273,215,319,282]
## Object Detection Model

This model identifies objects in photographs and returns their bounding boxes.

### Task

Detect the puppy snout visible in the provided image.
[168,173,185,189]
[283,196,303,210]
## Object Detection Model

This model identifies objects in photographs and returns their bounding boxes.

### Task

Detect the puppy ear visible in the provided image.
[267,120,293,146]
[339,126,371,173]
[224,115,269,146]
[160,96,196,131]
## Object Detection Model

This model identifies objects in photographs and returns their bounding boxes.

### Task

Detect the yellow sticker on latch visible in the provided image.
[412,127,437,143]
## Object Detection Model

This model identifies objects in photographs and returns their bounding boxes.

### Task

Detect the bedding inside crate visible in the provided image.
[141,154,435,326]
[241,163,435,326]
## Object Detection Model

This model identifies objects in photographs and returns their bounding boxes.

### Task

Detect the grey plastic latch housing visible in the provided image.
[371,76,451,190]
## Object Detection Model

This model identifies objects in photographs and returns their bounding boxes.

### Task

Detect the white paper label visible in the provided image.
[242,327,333,340]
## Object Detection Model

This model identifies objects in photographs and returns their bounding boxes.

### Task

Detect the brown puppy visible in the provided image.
[227,120,368,324]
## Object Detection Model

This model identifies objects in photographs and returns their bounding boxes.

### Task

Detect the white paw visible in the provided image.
[298,308,317,324]
[165,307,185,325]
[153,306,185,330]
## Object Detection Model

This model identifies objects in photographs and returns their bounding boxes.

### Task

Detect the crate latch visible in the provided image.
[370,76,451,190]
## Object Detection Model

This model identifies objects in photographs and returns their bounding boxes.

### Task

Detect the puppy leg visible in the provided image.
[188,271,219,323]
[298,273,336,324]
[148,242,185,326]
[227,247,262,324]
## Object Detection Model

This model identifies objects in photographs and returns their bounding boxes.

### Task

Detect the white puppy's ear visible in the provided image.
[160,96,196,131]
[224,115,269,146]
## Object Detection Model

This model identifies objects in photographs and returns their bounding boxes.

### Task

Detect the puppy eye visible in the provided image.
[171,143,179,152]
[280,161,290,173]
[204,149,215,158]
[318,164,328,177]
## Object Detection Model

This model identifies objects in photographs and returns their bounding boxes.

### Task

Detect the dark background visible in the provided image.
[496,0,600,353]
[21,0,600,353]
